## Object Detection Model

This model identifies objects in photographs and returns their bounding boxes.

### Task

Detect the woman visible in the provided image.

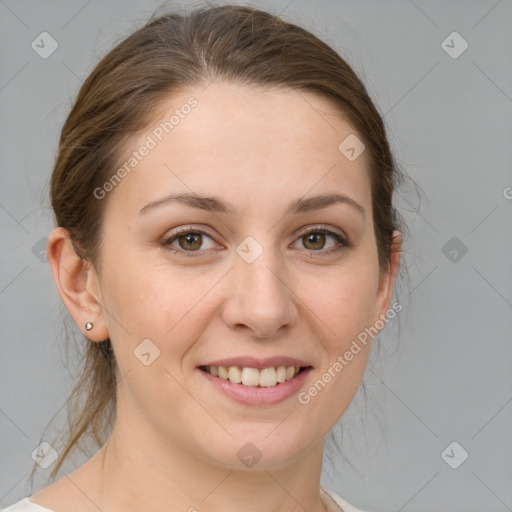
[2,4,405,512]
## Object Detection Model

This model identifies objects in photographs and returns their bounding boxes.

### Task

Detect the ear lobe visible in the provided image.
[374,230,402,324]
[46,227,109,342]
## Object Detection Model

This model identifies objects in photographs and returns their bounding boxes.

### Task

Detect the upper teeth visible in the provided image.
[205,365,301,387]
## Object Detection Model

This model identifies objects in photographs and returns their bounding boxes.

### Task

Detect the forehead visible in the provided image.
[103,81,371,220]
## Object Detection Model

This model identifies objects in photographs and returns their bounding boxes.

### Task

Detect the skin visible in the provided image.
[38,80,401,512]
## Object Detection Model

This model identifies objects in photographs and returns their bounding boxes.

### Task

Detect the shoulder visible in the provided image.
[320,484,370,512]
[8,455,104,512]
[2,485,367,512]
[0,497,55,512]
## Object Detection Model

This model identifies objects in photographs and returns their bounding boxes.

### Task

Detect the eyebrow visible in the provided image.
[138,192,365,218]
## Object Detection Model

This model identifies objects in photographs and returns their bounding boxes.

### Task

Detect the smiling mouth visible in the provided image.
[198,365,309,388]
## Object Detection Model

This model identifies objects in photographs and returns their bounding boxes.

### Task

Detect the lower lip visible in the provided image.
[197,367,312,406]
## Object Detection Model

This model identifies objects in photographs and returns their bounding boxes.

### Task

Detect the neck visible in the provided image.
[91,409,328,512]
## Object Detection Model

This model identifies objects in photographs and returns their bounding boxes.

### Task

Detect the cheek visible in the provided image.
[294,269,377,424]
[299,262,379,346]
[104,264,219,411]
[103,256,218,364]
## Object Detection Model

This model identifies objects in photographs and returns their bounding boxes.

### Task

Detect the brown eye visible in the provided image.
[302,232,326,250]
[178,233,203,251]
[163,229,217,256]
[292,227,350,256]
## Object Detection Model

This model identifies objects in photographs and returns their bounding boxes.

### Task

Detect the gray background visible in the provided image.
[1,1,511,511]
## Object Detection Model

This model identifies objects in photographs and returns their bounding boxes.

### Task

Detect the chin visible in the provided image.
[192,423,319,471]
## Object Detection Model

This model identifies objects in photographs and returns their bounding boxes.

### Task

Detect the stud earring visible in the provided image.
[85,321,94,331]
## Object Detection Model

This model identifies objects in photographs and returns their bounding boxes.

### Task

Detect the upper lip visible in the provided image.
[198,356,311,369]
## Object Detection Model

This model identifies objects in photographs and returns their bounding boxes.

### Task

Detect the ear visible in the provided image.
[46,227,109,342]
[373,230,402,326]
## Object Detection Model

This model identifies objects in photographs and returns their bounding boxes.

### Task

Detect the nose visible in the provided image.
[221,244,299,339]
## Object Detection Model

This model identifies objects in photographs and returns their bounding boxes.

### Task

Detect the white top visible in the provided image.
[1,485,368,512]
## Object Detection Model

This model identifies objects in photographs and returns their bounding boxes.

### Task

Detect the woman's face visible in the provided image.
[62,81,400,469]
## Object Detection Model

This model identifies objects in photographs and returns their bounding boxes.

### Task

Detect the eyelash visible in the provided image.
[162,225,351,258]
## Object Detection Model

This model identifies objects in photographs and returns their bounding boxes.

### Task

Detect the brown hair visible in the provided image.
[32,3,410,483]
